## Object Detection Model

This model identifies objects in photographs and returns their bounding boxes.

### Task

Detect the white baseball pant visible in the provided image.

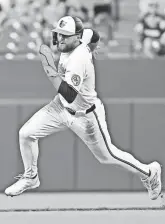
[19,97,150,179]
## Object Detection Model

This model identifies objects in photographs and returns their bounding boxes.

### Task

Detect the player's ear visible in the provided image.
[76,33,82,41]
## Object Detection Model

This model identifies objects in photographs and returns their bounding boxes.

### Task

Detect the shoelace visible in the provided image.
[14,174,25,180]
[142,179,152,190]
[142,173,159,191]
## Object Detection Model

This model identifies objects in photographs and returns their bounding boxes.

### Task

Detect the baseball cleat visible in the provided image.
[141,161,162,200]
[5,174,40,197]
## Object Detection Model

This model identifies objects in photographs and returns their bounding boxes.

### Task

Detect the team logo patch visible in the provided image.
[59,20,67,28]
[71,74,81,86]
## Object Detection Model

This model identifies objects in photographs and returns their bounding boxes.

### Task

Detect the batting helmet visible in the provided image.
[81,28,100,45]
[52,16,84,45]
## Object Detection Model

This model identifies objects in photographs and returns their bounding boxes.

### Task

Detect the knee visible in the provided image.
[19,125,35,141]
[19,126,28,141]
[97,156,115,164]
[98,158,110,164]
[96,152,113,165]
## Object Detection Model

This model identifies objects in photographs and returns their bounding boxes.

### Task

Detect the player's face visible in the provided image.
[56,33,80,52]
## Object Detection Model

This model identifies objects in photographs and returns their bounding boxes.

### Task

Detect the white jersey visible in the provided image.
[53,43,98,111]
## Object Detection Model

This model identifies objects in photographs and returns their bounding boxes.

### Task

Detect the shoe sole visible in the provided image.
[5,181,40,197]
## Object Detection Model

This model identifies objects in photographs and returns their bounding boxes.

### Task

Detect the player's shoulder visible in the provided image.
[71,43,90,60]
[76,43,90,53]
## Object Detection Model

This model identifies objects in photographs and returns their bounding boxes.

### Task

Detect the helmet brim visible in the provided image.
[52,27,75,36]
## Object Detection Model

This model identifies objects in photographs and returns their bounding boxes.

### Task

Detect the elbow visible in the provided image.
[66,96,75,104]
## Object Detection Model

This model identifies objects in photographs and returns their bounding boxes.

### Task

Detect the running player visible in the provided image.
[5,16,162,200]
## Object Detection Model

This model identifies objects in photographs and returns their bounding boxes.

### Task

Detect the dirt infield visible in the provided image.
[0,192,164,224]
[0,210,165,224]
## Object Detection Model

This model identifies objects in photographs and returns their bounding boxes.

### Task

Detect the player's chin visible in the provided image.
[57,46,67,53]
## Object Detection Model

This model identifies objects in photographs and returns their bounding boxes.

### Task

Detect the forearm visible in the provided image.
[43,65,78,103]
[47,73,62,91]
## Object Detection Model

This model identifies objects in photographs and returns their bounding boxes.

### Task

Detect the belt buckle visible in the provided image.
[75,110,86,117]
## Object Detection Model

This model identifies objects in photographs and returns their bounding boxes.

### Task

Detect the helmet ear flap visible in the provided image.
[52,32,57,45]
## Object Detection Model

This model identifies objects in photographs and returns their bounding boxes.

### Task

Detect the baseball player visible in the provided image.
[5,16,162,200]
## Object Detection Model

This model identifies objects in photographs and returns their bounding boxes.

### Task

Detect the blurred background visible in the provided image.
[1,0,165,59]
[0,0,165,194]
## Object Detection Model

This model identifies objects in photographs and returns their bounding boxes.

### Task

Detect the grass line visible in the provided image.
[0,207,165,212]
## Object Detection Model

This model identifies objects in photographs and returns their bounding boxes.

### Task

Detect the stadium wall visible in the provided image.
[0,59,165,192]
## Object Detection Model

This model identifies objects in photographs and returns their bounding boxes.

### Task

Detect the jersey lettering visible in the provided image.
[58,63,66,77]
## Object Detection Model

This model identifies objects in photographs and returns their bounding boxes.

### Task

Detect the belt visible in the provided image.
[66,104,96,116]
